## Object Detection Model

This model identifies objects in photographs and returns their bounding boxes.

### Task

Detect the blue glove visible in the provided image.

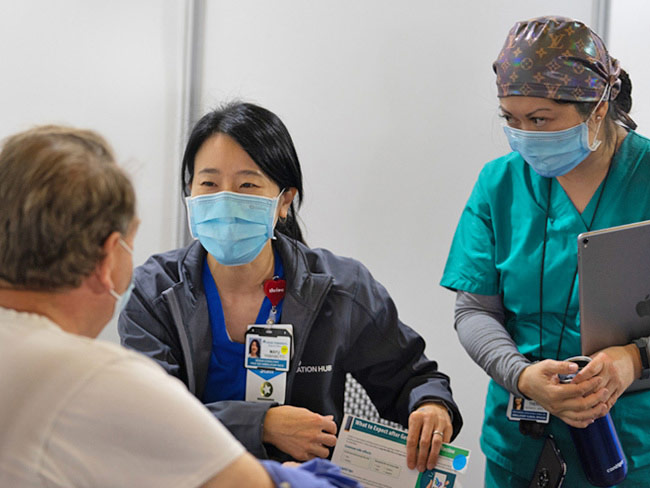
[261,458,362,488]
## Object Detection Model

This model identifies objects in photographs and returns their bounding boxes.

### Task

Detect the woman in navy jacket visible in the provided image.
[118,102,462,469]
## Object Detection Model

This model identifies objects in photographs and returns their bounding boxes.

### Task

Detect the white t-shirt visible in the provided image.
[0,306,245,488]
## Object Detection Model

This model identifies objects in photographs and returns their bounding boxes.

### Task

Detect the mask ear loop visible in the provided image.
[270,189,286,240]
[184,195,199,240]
[587,84,611,151]
[118,238,134,255]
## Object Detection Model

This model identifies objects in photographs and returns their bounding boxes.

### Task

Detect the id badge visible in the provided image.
[507,393,550,424]
[245,326,292,371]
[244,325,293,404]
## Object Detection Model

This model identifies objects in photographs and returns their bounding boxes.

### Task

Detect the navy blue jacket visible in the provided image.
[118,233,462,459]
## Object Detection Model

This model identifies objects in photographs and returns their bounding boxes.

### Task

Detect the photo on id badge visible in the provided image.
[507,393,550,423]
[248,338,261,358]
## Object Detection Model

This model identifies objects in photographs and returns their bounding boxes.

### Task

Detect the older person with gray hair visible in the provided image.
[0,125,359,488]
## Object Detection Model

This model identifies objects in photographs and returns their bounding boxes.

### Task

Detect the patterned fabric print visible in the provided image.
[493,16,621,102]
[343,374,402,430]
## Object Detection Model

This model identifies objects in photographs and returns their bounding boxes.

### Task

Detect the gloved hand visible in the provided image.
[261,458,362,488]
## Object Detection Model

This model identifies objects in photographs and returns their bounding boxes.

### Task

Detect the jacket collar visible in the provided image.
[174,234,333,400]
[271,234,333,399]
[175,240,206,307]
[176,234,333,305]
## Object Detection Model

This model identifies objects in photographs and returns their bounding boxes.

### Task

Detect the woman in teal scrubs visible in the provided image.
[441,17,650,486]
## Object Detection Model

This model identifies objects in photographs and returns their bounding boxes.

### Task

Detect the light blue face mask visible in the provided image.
[503,88,608,178]
[109,238,134,324]
[503,121,602,177]
[185,191,282,266]
[109,281,134,323]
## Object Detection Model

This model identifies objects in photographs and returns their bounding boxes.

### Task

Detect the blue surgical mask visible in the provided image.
[503,88,608,178]
[109,281,134,323]
[185,191,282,266]
[503,122,601,177]
[109,238,134,324]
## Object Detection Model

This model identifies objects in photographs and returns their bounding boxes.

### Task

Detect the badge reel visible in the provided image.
[507,392,550,438]
[244,277,293,404]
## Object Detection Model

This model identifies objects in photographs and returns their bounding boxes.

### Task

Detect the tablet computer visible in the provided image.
[578,219,650,391]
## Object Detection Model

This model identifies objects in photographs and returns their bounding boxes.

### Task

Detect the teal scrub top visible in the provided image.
[441,131,650,484]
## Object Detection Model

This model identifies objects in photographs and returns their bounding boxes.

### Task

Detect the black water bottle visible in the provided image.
[560,356,627,487]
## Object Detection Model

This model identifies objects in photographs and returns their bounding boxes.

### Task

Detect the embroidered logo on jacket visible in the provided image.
[296,364,333,373]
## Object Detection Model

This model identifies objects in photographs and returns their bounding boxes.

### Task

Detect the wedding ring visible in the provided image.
[433,430,444,437]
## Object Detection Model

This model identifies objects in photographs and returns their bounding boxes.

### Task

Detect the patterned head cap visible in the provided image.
[493,16,621,102]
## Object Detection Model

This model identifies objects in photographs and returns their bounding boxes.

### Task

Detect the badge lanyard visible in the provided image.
[514,163,614,438]
[244,258,293,404]
[263,276,286,324]
[538,161,613,361]
[516,138,620,441]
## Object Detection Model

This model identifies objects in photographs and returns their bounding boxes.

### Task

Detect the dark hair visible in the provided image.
[249,339,261,355]
[556,69,637,144]
[181,102,305,244]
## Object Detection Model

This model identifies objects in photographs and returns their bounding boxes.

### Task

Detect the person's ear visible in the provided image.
[278,188,298,219]
[90,231,122,293]
[593,100,609,125]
